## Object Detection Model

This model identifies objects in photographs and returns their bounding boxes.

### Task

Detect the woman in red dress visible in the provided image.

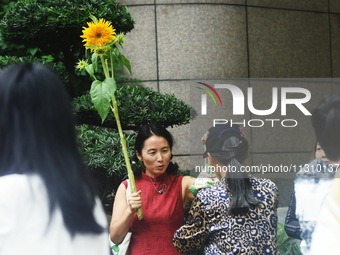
[110,122,195,255]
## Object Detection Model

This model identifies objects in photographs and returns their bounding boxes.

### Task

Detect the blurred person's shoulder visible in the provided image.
[0,173,45,199]
[0,173,30,190]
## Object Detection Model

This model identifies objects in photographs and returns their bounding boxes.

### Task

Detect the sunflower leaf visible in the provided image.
[90,79,115,122]
[119,53,132,75]
[91,53,99,72]
[85,64,95,79]
[104,77,117,94]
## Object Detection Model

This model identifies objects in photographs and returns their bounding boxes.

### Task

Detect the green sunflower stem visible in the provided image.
[110,48,115,78]
[111,94,143,220]
[100,55,110,79]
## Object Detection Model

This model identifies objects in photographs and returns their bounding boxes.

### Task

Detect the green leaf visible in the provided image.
[41,55,54,63]
[89,15,98,23]
[105,77,117,94]
[91,53,99,72]
[119,53,132,74]
[85,64,94,78]
[90,79,116,122]
[27,48,39,56]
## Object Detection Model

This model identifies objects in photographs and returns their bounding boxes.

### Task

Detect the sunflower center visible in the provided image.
[96,32,102,38]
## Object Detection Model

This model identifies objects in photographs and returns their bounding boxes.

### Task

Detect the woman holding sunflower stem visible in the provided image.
[110,122,196,255]
[78,16,142,220]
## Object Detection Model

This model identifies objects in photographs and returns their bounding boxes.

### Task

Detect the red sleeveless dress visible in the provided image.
[123,172,184,255]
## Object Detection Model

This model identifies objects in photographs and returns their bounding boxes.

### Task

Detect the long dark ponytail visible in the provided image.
[205,125,259,215]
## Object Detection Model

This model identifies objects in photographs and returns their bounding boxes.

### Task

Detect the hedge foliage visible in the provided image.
[77,124,137,177]
[74,85,196,130]
[0,55,69,85]
[0,0,134,52]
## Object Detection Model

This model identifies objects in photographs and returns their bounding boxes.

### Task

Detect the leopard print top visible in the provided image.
[173,176,278,255]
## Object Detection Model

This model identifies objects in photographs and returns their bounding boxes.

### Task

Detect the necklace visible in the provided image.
[148,175,167,194]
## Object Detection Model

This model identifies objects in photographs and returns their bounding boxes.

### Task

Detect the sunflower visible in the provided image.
[81,18,116,47]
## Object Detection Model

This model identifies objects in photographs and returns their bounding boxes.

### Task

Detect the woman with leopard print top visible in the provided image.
[173,123,278,255]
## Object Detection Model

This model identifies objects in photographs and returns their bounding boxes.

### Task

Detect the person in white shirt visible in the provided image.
[295,94,340,254]
[308,94,340,255]
[0,63,111,255]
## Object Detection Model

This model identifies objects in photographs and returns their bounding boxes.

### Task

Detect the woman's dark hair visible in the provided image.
[312,94,340,161]
[133,122,178,177]
[205,124,259,215]
[0,63,103,236]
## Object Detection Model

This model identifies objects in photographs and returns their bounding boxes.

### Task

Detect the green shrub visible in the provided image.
[74,85,197,130]
[0,55,69,85]
[277,222,302,255]
[0,0,134,51]
[0,0,14,19]
[77,124,137,177]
